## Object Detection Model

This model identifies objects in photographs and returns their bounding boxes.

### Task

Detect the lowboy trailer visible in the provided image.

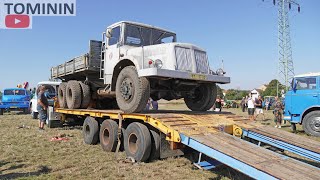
[49,108,320,180]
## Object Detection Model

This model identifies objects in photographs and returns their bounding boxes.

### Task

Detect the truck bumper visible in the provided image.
[138,68,230,84]
[0,103,29,110]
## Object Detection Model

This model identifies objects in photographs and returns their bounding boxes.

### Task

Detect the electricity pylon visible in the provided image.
[264,0,300,95]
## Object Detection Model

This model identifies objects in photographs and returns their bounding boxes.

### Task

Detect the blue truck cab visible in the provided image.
[284,73,320,136]
[0,88,30,115]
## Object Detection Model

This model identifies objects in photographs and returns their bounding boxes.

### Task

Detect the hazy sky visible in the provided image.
[0,0,319,91]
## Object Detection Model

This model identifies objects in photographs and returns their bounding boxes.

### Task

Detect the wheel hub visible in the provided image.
[310,117,320,132]
[120,78,133,101]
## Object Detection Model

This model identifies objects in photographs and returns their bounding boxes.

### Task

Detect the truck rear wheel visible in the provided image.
[79,82,91,109]
[58,82,68,108]
[116,66,150,113]
[99,120,118,152]
[302,111,320,137]
[124,122,151,162]
[83,116,99,145]
[66,81,82,109]
[184,83,217,111]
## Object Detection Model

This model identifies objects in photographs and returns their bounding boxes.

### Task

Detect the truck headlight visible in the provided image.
[155,59,163,69]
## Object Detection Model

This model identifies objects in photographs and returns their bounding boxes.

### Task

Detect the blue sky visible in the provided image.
[0,0,319,91]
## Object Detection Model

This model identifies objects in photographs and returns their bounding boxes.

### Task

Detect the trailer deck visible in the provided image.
[55,109,320,179]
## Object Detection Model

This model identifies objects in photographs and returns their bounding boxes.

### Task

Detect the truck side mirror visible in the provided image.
[106,29,112,38]
[293,79,297,91]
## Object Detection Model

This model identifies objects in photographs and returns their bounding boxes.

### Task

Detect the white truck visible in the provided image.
[51,21,230,113]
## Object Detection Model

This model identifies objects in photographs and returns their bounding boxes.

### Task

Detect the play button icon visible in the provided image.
[5,15,30,28]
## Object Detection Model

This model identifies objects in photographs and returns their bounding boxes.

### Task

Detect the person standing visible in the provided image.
[265,99,270,111]
[241,97,246,112]
[247,94,255,121]
[255,96,265,120]
[245,95,248,111]
[37,86,48,130]
[273,96,284,128]
[215,96,222,112]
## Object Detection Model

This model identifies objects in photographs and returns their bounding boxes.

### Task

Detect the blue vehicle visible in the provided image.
[0,88,30,115]
[284,73,320,136]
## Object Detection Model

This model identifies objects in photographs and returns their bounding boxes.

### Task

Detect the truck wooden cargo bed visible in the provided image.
[55,108,320,179]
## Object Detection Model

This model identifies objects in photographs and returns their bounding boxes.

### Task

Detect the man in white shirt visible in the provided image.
[247,94,255,121]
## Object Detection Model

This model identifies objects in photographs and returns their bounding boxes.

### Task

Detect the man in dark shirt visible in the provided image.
[37,86,48,130]
[255,95,265,120]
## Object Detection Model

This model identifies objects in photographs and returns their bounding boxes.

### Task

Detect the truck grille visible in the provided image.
[175,47,193,72]
[194,50,209,74]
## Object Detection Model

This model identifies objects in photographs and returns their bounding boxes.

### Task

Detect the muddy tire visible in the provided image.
[184,83,217,111]
[58,82,68,108]
[79,82,91,109]
[148,129,160,161]
[83,116,99,145]
[302,111,320,137]
[66,81,82,109]
[124,122,151,162]
[99,120,118,152]
[116,66,150,113]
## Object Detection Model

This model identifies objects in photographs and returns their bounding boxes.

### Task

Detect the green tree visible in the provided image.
[225,89,249,100]
[262,79,285,97]
[216,85,224,98]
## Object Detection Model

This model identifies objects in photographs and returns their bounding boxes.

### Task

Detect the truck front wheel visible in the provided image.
[116,66,150,113]
[302,111,320,137]
[184,83,217,111]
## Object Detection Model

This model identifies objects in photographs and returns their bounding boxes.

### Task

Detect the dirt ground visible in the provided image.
[0,103,319,179]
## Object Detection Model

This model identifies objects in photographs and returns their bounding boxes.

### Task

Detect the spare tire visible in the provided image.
[83,116,99,145]
[66,81,82,109]
[58,82,67,108]
[184,83,217,111]
[79,82,91,109]
[116,66,150,113]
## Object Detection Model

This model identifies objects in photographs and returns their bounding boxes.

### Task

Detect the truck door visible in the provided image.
[291,76,319,117]
[104,26,121,85]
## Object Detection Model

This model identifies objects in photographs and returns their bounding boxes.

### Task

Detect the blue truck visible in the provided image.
[0,88,30,115]
[284,73,320,137]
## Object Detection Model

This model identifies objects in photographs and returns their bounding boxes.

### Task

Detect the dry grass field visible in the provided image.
[0,102,319,180]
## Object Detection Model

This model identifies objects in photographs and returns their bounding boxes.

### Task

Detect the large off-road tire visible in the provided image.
[79,82,91,109]
[302,111,320,137]
[66,81,82,109]
[83,116,99,145]
[184,83,217,111]
[124,122,151,162]
[58,82,68,108]
[116,66,150,113]
[99,120,118,152]
[148,129,160,161]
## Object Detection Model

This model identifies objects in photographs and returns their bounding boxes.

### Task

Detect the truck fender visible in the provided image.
[119,56,141,70]
[300,106,320,123]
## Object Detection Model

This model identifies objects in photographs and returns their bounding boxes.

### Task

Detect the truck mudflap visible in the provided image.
[138,68,230,84]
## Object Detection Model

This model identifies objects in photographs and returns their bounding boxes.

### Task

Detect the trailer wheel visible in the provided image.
[302,111,320,137]
[124,122,151,162]
[184,83,217,111]
[0,109,3,115]
[79,82,91,109]
[66,81,82,109]
[83,117,99,145]
[148,129,160,161]
[99,120,118,152]
[116,66,150,113]
[58,82,68,108]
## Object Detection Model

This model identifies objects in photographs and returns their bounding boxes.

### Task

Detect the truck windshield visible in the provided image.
[295,77,317,90]
[4,90,26,95]
[124,24,176,47]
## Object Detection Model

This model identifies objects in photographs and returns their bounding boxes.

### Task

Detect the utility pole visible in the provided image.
[263,0,300,95]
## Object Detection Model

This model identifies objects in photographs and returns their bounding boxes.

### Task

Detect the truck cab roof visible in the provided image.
[294,72,320,78]
[107,21,176,35]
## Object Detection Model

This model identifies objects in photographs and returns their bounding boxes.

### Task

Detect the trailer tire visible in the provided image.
[66,81,82,109]
[79,82,91,109]
[124,122,151,162]
[0,109,3,115]
[148,129,160,161]
[116,66,150,113]
[83,117,99,145]
[302,111,320,137]
[184,83,217,111]
[99,120,118,152]
[58,82,68,108]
